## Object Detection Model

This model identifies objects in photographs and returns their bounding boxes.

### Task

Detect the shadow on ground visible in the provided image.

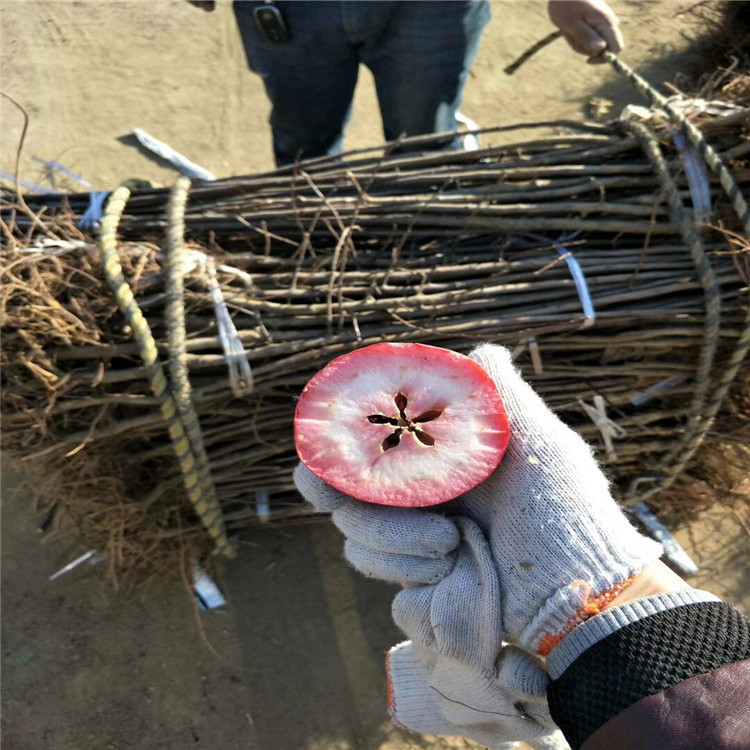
[226,524,472,749]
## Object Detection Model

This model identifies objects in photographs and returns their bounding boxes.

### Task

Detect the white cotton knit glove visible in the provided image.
[294,343,661,747]
[452,344,662,652]
[297,343,661,650]
[295,465,567,750]
[387,516,568,750]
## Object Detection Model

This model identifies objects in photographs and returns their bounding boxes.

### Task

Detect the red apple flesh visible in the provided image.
[294,342,509,507]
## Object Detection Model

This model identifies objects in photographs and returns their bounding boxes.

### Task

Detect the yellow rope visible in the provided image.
[98,185,235,557]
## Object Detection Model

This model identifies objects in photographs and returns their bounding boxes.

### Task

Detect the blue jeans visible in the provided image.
[233,1,491,166]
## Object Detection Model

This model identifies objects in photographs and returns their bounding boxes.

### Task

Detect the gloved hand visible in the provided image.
[295,343,661,746]
[450,344,661,652]
[389,515,576,750]
[295,466,568,750]
[548,0,623,63]
[297,343,661,649]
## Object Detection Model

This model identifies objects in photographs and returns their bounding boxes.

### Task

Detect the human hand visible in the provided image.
[294,343,662,746]
[548,0,623,63]
[187,0,216,11]
[296,343,661,652]
[295,466,568,749]
[447,344,662,652]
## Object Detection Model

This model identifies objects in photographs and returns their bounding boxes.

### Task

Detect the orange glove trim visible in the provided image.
[537,574,636,656]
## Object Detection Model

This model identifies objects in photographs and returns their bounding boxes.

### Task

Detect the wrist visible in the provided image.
[539,561,690,657]
[527,529,663,655]
[599,560,690,613]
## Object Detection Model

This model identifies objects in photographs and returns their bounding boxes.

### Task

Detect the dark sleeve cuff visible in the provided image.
[548,601,750,749]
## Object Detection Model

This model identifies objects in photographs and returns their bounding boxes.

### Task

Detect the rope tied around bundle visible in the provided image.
[620,118,723,499]
[507,34,750,499]
[98,181,235,558]
[609,58,750,501]
[507,42,749,499]
[602,50,750,235]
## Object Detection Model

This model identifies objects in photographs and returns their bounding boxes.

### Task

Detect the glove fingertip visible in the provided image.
[469,343,522,390]
[469,343,529,398]
[470,342,514,369]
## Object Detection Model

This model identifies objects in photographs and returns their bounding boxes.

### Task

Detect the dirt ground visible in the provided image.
[1,0,715,185]
[2,2,749,750]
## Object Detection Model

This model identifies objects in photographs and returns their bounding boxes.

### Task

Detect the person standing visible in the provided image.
[190,0,624,166]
